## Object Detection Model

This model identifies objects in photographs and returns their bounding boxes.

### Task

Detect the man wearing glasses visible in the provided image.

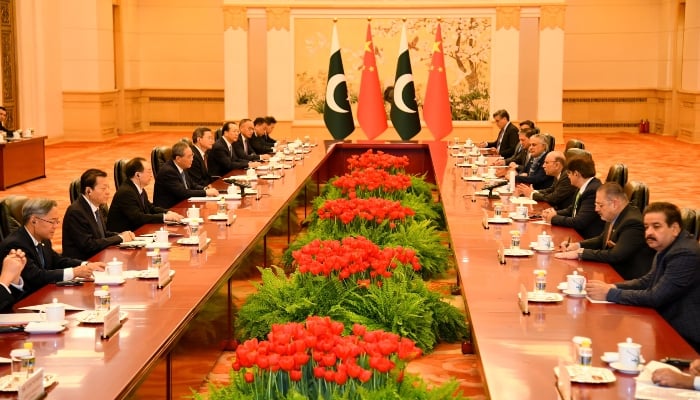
[0,198,105,295]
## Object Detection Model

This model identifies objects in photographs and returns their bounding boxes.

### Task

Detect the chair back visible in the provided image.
[542,134,555,152]
[0,195,29,239]
[565,139,585,150]
[151,146,173,176]
[69,179,81,203]
[628,181,649,213]
[214,128,223,142]
[681,208,698,239]
[605,163,628,187]
[113,159,129,189]
[564,148,592,163]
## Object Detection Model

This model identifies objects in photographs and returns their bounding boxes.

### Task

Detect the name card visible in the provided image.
[226,211,236,226]
[497,242,506,264]
[556,358,571,400]
[197,231,209,253]
[519,284,529,315]
[481,210,489,230]
[101,305,121,339]
[158,261,172,289]
[18,368,44,400]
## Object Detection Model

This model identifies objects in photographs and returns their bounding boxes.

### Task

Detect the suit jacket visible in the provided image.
[263,132,276,145]
[233,137,261,162]
[208,137,249,177]
[505,144,528,167]
[188,144,213,187]
[551,177,606,239]
[153,160,208,209]
[532,169,577,210]
[0,285,21,313]
[515,152,553,190]
[487,122,519,159]
[580,204,655,279]
[608,231,700,351]
[62,196,123,260]
[0,228,82,295]
[250,133,273,155]
[107,180,168,232]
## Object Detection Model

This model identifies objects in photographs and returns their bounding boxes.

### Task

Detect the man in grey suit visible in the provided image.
[587,202,700,352]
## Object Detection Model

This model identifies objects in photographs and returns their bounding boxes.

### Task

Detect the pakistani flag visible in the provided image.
[390,23,421,141]
[323,23,355,140]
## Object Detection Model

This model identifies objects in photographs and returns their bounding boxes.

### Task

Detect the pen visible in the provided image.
[565,236,571,250]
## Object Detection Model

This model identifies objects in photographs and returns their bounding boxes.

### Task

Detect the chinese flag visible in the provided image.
[357,22,387,140]
[423,23,453,140]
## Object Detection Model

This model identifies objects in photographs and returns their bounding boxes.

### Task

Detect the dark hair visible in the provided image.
[253,117,266,126]
[125,157,146,178]
[239,118,252,128]
[264,116,277,124]
[598,182,628,202]
[519,128,537,138]
[222,121,237,134]
[191,126,211,143]
[172,141,189,158]
[567,157,596,178]
[0,106,6,112]
[492,109,510,121]
[519,120,535,129]
[80,168,108,194]
[644,202,683,229]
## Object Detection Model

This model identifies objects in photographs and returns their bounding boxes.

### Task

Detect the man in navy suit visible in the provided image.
[250,117,274,155]
[208,121,259,177]
[62,169,135,259]
[479,109,519,159]
[514,134,553,190]
[153,141,218,208]
[0,198,105,295]
[234,119,270,162]
[188,126,215,187]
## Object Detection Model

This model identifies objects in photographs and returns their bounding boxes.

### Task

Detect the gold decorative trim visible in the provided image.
[540,5,565,30]
[266,7,290,31]
[495,6,520,31]
[223,5,248,31]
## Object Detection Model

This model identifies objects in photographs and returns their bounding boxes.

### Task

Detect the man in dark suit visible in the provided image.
[543,156,605,239]
[0,198,104,295]
[517,151,576,210]
[188,126,215,187]
[208,121,259,177]
[263,115,278,145]
[250,117,274,155]
[555,182,655,279]
[496,128,535,168]
[107,157,183,232]
[234,119,271,162]
[0,106,12,137]
[153,141,219,208]
[587,202,700,352]
[0,249,27,312]
[479,109,519,159]
[514,134,553,190]
[62,169,135,260]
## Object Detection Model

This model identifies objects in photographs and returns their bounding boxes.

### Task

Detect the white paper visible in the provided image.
[635,361,700,399]
[19,303,85,312]
[586,296,613,304]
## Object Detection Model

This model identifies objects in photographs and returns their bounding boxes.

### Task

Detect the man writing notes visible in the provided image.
[0,198,105,295]
[587,202,700,351]
[107,157,183,232]
[154,141,219,209]
[516,151,576,210]
[541,156,605,239]
[478,109,519,159]
[554,182,655,279]
[62,169,135,259]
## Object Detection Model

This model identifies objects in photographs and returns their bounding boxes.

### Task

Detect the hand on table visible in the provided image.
[652,368,694,389]
[74,262,105,279]
[541,208,556,223]
[585,280,615,300]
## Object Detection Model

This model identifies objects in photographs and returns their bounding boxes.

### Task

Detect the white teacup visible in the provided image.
[188,222,200,239]
[44,302,65,323]
[155,228,169,244]
[516,206,528,219]
[246,168,257,178]
[487,167,496,177]
[537,233,552,249]
[106,258,123,276]
[618,338,642,369]
[227,184,237,195]
[187,206,200,220]
[566,273,586,293]
[21,129,33,138]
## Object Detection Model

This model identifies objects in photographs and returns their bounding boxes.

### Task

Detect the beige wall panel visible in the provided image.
[63,91,118,141]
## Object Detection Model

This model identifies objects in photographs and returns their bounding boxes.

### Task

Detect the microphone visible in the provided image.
[482,179,508,199]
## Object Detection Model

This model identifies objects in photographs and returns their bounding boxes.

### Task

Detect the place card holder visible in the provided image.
[481,210,489,230]
[18,368,44,400]
[497,242,506,264]
[226,210,236,227]
[101,305,122,340]
[519,284,530,315]
[197,231,209,253]
[157,261,172,289]
[556,358,572,400]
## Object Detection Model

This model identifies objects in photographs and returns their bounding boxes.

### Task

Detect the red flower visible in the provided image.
[290,369,302,382]
[244,371,254,383]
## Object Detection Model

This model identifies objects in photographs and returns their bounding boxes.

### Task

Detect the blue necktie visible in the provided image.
[36,244,45,268]
[181,171,188,189]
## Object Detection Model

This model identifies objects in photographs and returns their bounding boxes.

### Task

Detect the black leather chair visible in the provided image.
[0,196,28,240]
[69,179,81,203]
[542,134,555,152]
[628,181,649,213]
[681,208,698,239]
[605,163,628,188]
[151,146,172,176]
[214,128,222,142]
[695,211,700,241]
[113,159,129,189]
[564,148,592,163]
[565,139,585,150]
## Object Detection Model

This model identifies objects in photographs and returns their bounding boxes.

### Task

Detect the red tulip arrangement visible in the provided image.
[291,236,420,282]
[231,316,422,399]
[347,150,410,172]
[317,198,415,228]
[332,168,412,199]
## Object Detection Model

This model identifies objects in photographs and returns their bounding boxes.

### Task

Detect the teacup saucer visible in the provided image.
[609,361,644,374]
[563,289,587,298]
[557,282,568,291]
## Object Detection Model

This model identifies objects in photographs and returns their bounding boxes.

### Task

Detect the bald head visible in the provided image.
[543,150,565,177]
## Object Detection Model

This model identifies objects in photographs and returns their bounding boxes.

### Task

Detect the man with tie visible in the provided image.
[479,109,519,159]
[513,134,553,190]
[0,198,105,295]
[62,169,136,259]
[208,121,259,177]
[234,118,271,162]
[250,117,274,155]
[555,182,655,279]
[516,151,577,210]
[587,202,700,352]
[541,156,606,239]
[153,141,219,208]
[188,126,216,187]
[107,157,183,232]
[263,115,278,145]
[494,128,535,169]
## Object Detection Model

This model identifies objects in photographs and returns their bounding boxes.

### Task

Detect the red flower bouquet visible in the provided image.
[347,150,410,172]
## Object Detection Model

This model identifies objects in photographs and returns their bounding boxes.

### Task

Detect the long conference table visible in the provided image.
[0,142,696,399]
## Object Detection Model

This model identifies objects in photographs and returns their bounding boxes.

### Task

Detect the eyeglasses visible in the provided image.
[36,217,61,225]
